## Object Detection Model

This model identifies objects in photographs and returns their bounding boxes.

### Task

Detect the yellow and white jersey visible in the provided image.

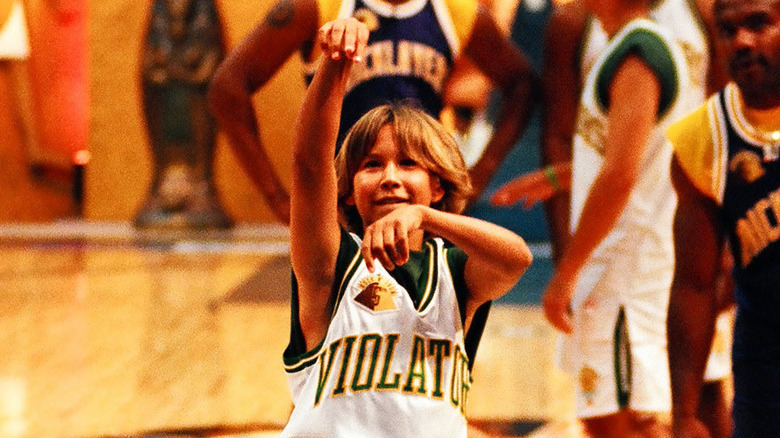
[0,0,29,60]
[570,18,690,308]
[668,83,780,269]
[666,86,730,204]
[281,232,471,437]
[669,83,780,329]
[580,0,709,108]
[666,82,780,206]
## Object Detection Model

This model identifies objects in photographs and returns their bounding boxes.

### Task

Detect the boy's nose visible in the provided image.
[380,163,401,187]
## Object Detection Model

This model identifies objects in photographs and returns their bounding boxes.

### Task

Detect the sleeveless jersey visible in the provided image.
[579,0,709,110]
[281,230,474,437]
[569,19,689,308]
[668,83,780,325]
[303,0,477,139]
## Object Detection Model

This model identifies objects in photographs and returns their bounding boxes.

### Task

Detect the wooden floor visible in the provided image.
[0,221,582,438]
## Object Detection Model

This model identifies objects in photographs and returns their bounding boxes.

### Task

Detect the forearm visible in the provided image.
[469,73,539,197]
[289,57,350,291]
[668,281,717,420]
[557,165,633,279]
[541,159,571,261]
[290,56,350,235]
[422,207,532,290]
[543,193,570,263]
[207,71,290,221]
[293,58,349,165]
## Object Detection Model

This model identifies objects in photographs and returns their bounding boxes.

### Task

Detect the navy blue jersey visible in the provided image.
[670,83,780,328]
[303,0,477,141]
[715,91,780,327]
[670,84,780,436]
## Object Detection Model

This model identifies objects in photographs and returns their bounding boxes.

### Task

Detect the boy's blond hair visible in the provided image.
[335,103,473,234]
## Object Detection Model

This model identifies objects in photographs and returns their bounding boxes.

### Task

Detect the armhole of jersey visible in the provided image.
[464,301,490,370]
[415,240,441,312]
[283,227,362,369]
[444,246,469,326]
[445,243,489,369]
[576,15,597,79]
[596,27,680,119]
[434,0,478,56]
[667,96,724,203]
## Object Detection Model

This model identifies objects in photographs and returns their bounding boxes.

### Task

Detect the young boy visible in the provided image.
[280,17,532,437]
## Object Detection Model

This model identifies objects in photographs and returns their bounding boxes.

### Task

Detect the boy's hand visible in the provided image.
[361,205,425,273]
[318,18,370,62]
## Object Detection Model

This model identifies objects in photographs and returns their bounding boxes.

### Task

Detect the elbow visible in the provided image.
[516,242,534,278]
[505,238,533,283]
[206,65,249,123]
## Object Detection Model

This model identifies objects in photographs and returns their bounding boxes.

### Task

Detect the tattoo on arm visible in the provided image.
[265,0,295,28]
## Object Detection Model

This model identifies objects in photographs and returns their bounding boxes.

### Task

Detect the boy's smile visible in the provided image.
[347,125,444,228]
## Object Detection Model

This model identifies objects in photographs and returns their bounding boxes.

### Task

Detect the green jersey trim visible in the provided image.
[416,240,440,312]
[596,27,679,119]
[283,228,362,369]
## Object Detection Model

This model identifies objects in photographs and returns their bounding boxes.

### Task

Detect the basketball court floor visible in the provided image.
[0,220,582,438]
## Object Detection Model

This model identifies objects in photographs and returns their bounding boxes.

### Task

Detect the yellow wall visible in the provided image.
[86,0,305,223]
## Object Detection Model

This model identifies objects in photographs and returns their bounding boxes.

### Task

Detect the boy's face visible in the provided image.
[347,125,444,228]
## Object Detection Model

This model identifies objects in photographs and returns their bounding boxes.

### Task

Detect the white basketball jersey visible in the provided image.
[281,234,470,438]
[580,0,709,108]
[569,19,689,308]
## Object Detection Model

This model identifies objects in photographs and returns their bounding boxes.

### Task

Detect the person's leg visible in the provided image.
[583,409,670,438]
[698,379,731,438]
[698,310,734,438]
[6,59,44,167]
[582,411,632,438]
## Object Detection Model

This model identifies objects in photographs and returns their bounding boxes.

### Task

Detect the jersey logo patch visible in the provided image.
[353,8,379,32]
[355,275,397,312]
[579,366,599,406]
[729,150,764,184]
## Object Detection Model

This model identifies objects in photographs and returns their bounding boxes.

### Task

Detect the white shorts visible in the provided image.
[0,1,30,60]
[557,273,671,419]
[704,310,733,382]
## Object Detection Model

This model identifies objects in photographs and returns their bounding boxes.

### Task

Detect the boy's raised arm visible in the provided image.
[289,19,368,347]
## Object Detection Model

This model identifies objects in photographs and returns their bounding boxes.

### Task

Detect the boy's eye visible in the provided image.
[400,158,418,167]
[362,159,381,168]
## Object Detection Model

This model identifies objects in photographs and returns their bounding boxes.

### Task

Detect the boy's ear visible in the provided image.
[431,176,445,204]
[345,194,356,206]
